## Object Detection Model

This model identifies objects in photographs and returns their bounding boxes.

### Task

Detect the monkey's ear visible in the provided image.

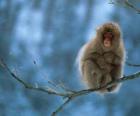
[113,22,120,26]
[96,27,100,32]
[96,23,104,32]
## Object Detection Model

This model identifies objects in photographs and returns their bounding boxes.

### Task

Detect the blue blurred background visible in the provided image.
[0,0,140,116]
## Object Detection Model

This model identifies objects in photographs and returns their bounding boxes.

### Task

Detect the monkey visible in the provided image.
[78,22,125,93]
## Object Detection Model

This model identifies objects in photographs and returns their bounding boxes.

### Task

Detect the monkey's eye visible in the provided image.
[103,31,114,39]
[106,29,112,32]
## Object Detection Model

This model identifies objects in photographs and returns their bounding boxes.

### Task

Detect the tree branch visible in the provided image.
[52,97,72,116]
[1,59,140,116]
[124,0,140,13]
[0,59,69,97]
[126,61,140,67]
[109,0,140,14]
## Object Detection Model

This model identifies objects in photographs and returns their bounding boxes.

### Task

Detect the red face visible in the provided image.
[103,32,113,48]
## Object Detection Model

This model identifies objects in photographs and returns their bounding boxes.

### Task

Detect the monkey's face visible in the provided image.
[103,31,113,48]
[97,22,121,49]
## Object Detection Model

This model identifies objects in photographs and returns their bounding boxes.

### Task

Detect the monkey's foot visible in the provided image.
[107,84,118,92]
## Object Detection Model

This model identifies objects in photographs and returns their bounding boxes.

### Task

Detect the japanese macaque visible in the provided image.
[78,22,125,93]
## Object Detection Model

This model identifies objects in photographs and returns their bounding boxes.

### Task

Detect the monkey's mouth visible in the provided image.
[103,31,113,48]
[103,38,112,48]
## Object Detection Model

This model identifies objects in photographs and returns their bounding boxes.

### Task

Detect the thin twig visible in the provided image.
[58,81,77,93]
[0,59,69,97]
[51,97,72,116]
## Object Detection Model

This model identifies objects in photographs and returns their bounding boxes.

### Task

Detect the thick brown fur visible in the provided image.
[78,22,125,93]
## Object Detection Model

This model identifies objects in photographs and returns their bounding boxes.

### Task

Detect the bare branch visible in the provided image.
[124,0,140,13]
[51,70,140,115]
[126,61,140,67]
[50,70,140,115]
[109,0,140,14]
[1,59,140,115]
[0,59,69,97]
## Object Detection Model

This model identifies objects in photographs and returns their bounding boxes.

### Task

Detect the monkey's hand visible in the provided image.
[103,52,115,64]
[97,57,106,68]
[84,52,111,72]
[96,56,112,73]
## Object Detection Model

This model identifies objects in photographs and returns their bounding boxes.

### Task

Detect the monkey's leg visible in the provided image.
[100,73,112,92]
[108,65,122,92]
[83,60,102,89]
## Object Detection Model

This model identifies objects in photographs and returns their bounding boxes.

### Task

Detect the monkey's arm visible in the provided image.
[114,42,125,65]
[103,51,124,66]
[82,60,102,89]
